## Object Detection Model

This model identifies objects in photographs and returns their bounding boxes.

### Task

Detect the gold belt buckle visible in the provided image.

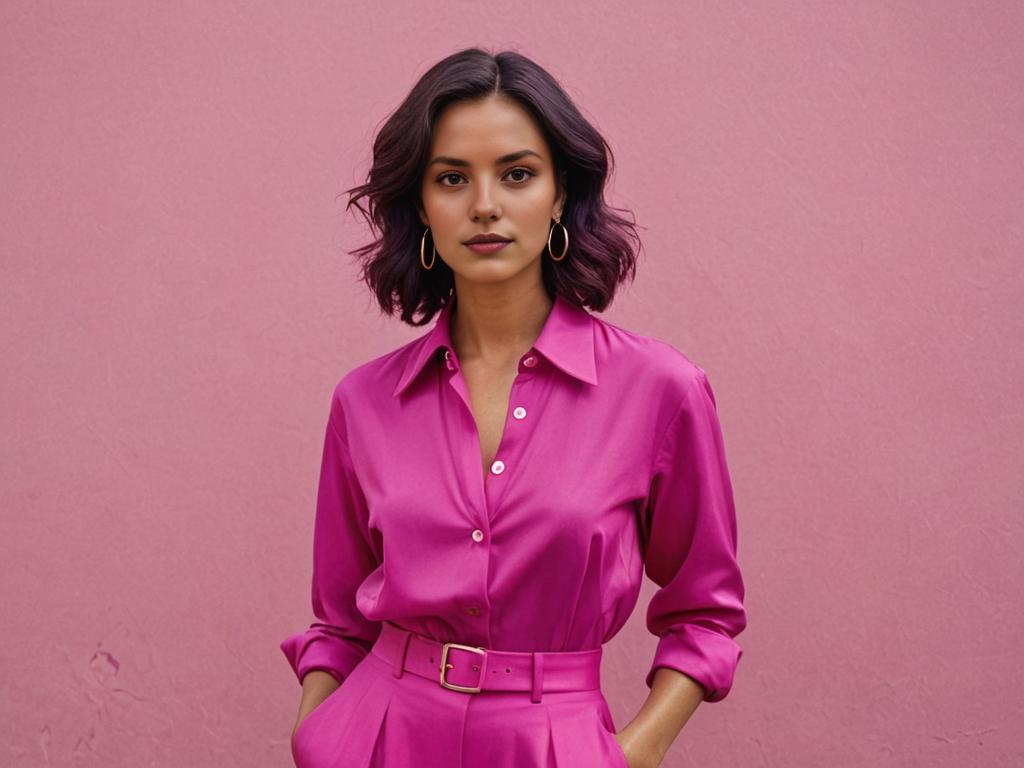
[439,642,486,693]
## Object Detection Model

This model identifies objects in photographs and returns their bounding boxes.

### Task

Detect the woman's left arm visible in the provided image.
[615,667,705,768]
[618,367,749,767]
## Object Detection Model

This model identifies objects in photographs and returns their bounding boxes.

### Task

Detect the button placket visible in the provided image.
[459,349,540,634]
[465,525,488,623]
[481,355,540,523]
[441,348,492,637]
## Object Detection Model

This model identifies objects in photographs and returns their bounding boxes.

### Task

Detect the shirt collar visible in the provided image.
[392,293,598,397]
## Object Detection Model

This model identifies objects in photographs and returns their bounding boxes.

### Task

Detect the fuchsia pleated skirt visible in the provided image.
[290,621,628,768]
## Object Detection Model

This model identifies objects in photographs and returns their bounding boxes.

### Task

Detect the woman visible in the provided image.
[281,47,747,768]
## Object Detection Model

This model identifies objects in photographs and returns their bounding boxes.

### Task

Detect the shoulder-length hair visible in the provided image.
[343,47,643,326]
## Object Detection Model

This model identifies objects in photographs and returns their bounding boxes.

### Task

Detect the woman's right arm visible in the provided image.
[282,387,383,737]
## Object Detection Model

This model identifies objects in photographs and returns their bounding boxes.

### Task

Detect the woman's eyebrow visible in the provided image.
[428,149,543,168]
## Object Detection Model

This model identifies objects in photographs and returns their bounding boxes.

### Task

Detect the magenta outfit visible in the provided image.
[281,293,747,767]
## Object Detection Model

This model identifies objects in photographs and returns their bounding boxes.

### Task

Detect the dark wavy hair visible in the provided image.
[342,47,643,326]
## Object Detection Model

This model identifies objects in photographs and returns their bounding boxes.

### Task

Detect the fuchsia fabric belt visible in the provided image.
[371,620,603,702]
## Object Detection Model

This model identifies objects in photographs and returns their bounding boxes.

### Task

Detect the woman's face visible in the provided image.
[417,94,565,287]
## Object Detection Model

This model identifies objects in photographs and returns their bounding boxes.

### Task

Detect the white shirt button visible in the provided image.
[490,460,505,475]
[522,354,537,367]
[513,406,526,419]
[471,529,484,542]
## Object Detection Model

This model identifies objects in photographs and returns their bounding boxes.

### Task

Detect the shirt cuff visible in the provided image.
[280,626,371,686]
[645,623,744,702]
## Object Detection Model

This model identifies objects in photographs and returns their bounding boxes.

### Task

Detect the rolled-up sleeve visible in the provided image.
[279,392,382,686]
[641,368,747,702]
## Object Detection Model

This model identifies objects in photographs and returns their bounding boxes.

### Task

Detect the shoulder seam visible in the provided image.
[650,397,686,479]
[648,369,709,477]
[326,392,354,458]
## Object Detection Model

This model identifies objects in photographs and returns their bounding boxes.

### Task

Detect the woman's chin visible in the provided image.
[455,259,531,283]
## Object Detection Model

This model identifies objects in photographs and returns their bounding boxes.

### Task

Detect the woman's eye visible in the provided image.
[506,167,533,182]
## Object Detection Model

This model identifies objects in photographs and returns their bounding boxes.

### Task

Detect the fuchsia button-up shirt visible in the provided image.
[281,293,747,702]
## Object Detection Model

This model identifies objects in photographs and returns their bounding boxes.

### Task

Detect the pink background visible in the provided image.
[2,2,1021,766]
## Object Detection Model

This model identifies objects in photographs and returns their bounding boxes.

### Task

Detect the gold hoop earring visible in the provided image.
[548,217,569,262]
[420,227,436,270]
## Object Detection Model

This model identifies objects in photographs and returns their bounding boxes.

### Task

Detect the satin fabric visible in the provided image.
[282,292,747,764]
[291,625,629,768]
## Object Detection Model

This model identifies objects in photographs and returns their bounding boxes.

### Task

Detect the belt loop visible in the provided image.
[392,626,412,679]
[530,651,544,703]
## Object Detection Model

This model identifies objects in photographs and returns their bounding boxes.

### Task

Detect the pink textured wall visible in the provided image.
[2,2,1021,766]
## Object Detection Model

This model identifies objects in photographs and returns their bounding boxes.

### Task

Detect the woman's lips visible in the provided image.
[465,240,511,254]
